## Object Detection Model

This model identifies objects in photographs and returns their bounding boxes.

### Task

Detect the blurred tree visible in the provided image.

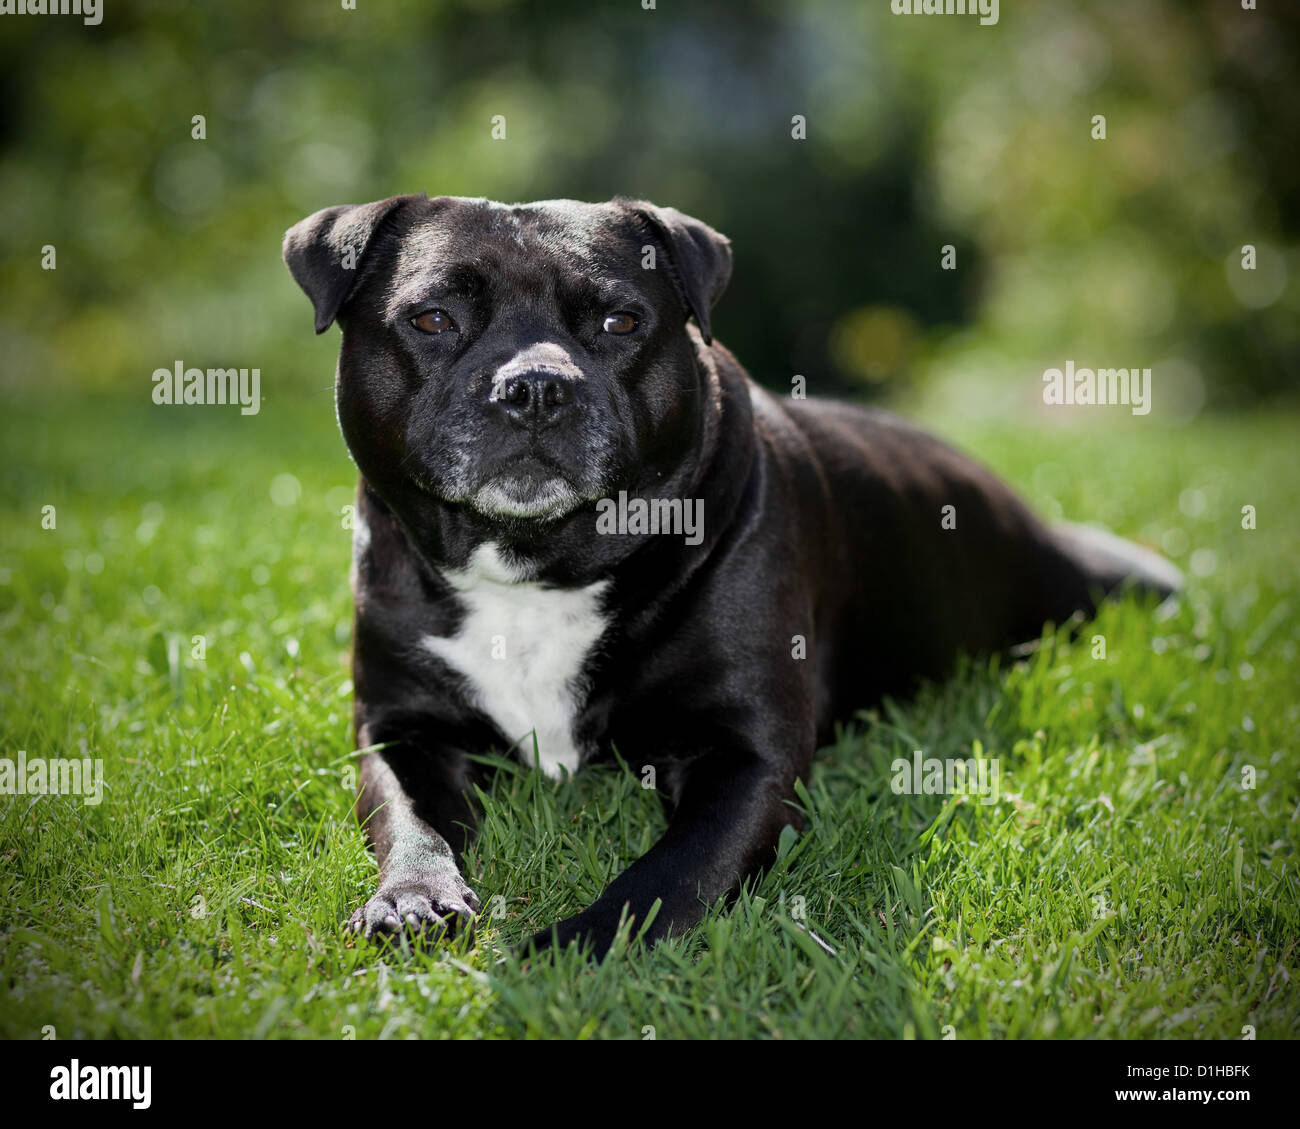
[0,0,1295,409]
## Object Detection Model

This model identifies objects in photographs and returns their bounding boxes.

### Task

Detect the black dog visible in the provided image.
[283,194,1180,959]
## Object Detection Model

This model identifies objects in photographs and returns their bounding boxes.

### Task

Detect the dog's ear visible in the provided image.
[624,200,732,344]
[283,194,427,334]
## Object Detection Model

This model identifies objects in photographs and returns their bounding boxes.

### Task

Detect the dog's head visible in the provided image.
[284,195,731,524]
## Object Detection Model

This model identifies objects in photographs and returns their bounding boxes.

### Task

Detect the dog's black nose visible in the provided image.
[494,369,577,424]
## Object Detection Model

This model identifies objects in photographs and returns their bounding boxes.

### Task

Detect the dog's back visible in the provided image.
[769,391,1180,725]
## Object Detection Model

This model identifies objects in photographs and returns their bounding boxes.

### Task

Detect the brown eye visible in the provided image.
[411,309,457,334]
[602,312,639,335]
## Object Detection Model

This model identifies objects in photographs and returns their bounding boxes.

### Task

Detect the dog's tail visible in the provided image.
[1050,520,1183,607]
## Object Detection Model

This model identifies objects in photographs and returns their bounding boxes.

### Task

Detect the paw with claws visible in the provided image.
[348,876,480,944]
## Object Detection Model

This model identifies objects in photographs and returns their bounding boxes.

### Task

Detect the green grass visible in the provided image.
[2,390,1298,1039]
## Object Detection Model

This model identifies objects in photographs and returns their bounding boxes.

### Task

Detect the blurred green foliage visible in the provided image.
[0,0,1296,412]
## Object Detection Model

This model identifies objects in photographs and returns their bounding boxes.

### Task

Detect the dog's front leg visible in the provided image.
[348,732,482,942]
[524,749,801,960]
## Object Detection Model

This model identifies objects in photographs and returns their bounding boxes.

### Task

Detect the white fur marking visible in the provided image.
[420,544,609,778]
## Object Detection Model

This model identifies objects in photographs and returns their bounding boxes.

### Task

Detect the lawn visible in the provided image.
[2,389,1297,1039]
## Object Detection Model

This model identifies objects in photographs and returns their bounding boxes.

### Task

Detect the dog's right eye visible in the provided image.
[411,309,458,334]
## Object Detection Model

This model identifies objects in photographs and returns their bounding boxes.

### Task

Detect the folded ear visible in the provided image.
[624,200,732,344]
[283,194,427,334]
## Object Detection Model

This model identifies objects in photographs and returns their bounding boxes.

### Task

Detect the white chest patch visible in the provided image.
[420,544,610,779]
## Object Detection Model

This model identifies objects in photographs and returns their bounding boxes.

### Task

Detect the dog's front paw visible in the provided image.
[522,909,621,962]
[348,877,479,944]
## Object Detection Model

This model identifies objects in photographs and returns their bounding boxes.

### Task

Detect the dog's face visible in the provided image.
[284,195,731,524]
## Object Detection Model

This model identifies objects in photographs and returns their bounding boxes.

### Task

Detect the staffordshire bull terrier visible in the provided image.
[283,194,1181,959]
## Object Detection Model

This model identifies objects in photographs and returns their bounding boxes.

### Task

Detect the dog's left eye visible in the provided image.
[411,309,458,334]
[602,312,639,335]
